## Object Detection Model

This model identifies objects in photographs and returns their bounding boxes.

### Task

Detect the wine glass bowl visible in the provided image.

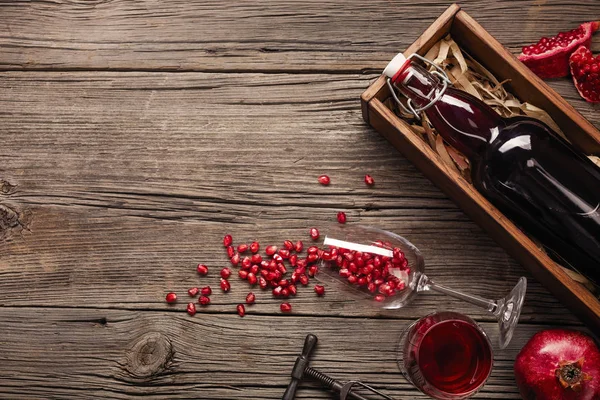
[315,224,526,349]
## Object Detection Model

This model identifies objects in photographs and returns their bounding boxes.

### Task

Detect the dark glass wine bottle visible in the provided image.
[384,54,600,285]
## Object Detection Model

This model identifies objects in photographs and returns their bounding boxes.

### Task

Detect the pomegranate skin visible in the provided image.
[514,329,600,400]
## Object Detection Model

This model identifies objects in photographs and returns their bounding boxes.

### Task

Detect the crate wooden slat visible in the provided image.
[361,3,600,333]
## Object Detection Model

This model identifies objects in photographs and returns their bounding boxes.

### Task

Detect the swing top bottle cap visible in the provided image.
[383,53,409,82]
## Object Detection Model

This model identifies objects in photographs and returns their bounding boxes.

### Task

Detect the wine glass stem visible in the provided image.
[425,279,498,314]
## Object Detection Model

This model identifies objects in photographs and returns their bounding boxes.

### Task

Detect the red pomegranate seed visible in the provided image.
[339,268,350,278]
[307,253,319,263]
[374,294,385,302]
[308,265,318,277]
[188,287,199,297]
[307,246,319,255]
[289,254,298,267]
[272,254,283,262]
[223,234,233,247]
[309,227,320,240]
[259,276,268,289]
[280,302,292,313]
[347,275,358,284]
[337,212,347,224]
[296,259,307,269]
[196,264,209,275]
[250,241,260,253]
[314,285,325,296]
[247,273,257,285]
[265,245,278,256]
[278,249,290,259]
[201,286,212,296]
[220,279,231,292]
[251,254,262,264]
[230,253,240,266]
[239,269,249,279]
[364,174,375,186]
[246,292,256,305]
[299,274,309,286]
[221,267,232,279]
[199,295,211,306]
[282,240,293,251]
[237,304,246,317]
[281,288,290,297]
[187,302,197,316]
[295,240,304,253]
[317,175,330,185]
[250,264,259,275]
[238,244,249,253]
[165,292,177,303]
[272,286,283,297]
[226,245,235,258]
[367,282,377,293]
[288,284,297,295]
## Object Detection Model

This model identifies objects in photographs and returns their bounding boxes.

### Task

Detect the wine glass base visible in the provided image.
[497,277,527,349]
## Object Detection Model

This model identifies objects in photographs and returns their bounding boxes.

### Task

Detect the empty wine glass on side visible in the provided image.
[315,225,526,349]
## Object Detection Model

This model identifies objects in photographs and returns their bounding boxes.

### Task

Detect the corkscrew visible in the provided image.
[282,334,396,400]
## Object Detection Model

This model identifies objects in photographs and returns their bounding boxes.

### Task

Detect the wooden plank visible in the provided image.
[0,307,588,399]
[0,0,598,72]
[0,71,591,325]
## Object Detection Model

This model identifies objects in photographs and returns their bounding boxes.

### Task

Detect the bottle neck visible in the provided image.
[392,62,502,159]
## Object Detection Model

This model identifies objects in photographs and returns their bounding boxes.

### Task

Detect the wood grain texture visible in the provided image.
[1,1,600,398]
[0,0,598,72]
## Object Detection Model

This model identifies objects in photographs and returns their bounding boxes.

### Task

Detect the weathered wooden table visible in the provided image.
[1,1,599,398]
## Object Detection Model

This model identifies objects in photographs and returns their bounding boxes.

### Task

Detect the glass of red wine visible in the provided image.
[316,224,527,349]
[398,311,493,399]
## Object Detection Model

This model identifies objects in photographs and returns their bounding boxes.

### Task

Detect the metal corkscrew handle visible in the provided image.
[282,334,318,400]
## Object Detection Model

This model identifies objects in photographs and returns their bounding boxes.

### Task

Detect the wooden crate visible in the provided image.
[361,4,600,332]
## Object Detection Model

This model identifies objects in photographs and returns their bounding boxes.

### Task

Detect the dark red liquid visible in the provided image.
[417,320,492,394]
[395,63,600,285]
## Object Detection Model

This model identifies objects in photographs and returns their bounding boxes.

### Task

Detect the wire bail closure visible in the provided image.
[386,53,452,120]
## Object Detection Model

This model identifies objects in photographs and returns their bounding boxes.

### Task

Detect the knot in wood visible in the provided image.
[125,332,174,380]
[0,180,17,195]
[0,204,23,239]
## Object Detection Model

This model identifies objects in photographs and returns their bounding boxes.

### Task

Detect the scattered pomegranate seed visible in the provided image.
[187,302,197,316]
[220,279,231,293]
[250,242,260,254]
[259,277,268,289]
[279,249,290,259]
[364,174,375,186]
[223,234,233,247]
[188,287,199,297]
[221,267,232,279]
[314,285,325,296]
[265,245,278,256]
[201,286,212,296]
[308,265,318,277]
[239,269,249,279]
[246,292,256,305]
[374,294,385,302]
[317,175,331,185]
[295,240,304,253]
[307,246,319,255]
[288,284,297,295]
[241,256,252,269]
[283,240,294,251]
[199,295,211,306]
[309,228,320,240]
[165,292,177,303]
[273,286,283,297]
[197,264,209,275]
[280,302,292,313]
[237,304,246,317]
[247,273,257,285]
[337,212,347,224]
[238,244,249,253]
[230,253,240,266]
[226,245,235,258]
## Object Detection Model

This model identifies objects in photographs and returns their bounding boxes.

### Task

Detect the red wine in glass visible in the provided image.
[399,312,493,399]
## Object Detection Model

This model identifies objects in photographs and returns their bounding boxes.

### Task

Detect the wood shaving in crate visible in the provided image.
[388,35,599,298]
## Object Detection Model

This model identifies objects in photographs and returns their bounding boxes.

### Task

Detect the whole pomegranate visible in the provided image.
[514,329,600,400]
